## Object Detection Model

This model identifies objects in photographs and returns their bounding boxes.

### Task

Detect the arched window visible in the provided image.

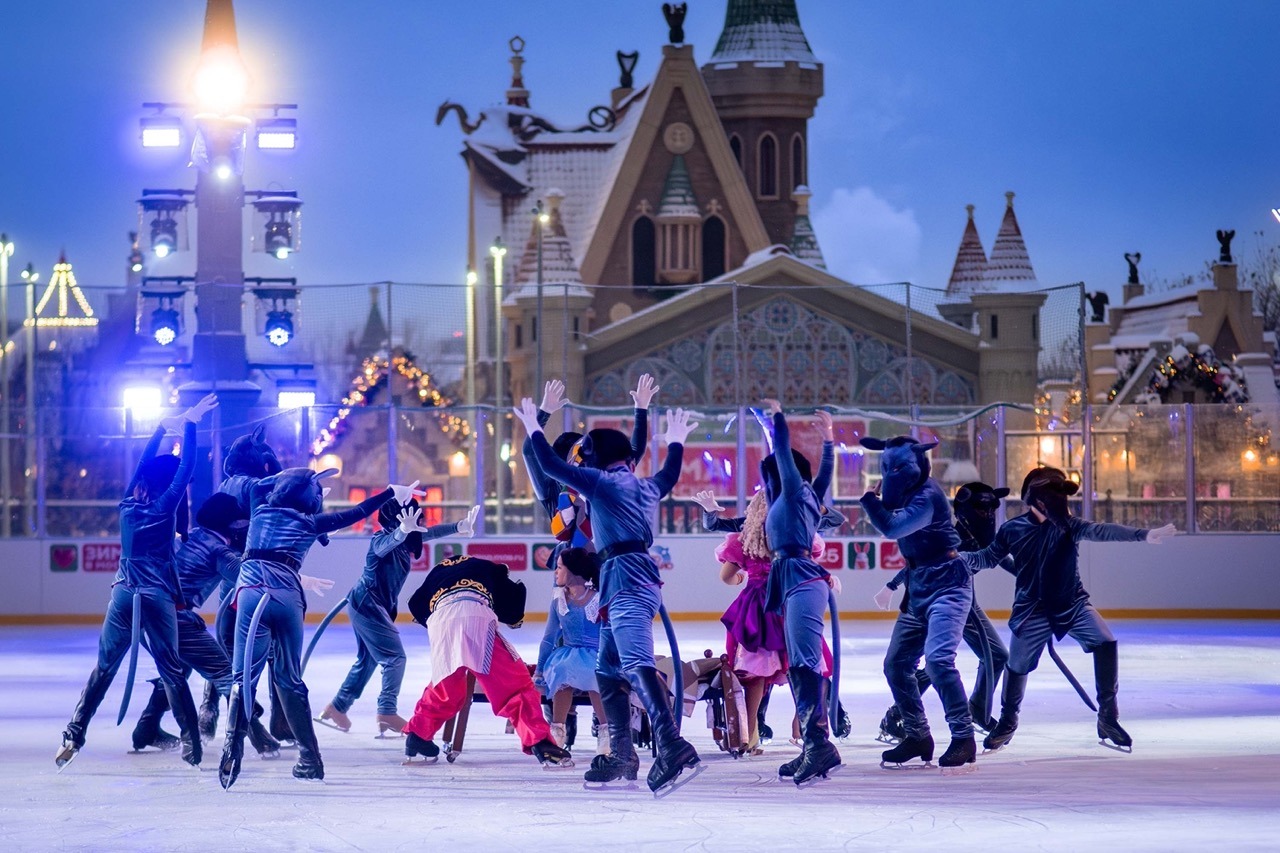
[729,134,743,170]
[702,215,726,281]
[631,216,656,290]
[758,134,778,198]
[791,134,805,191]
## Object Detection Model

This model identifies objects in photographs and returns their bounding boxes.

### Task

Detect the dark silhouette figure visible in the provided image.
[663,3,687,44]
[1216,229,1235,264]
[1123,252,1141,284]
[1087,291,1110,324]
[617,51,639,89]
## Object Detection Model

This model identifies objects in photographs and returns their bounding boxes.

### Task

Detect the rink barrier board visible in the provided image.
[4,534,1279,620]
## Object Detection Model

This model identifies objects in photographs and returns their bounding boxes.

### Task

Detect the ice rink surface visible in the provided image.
[2,618,1277,852]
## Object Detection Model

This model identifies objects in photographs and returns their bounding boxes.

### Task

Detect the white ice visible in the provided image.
[2,619,1278,852]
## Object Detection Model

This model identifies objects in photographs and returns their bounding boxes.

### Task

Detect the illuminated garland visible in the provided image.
[311,352,470,456]
[1108,342,1248,404]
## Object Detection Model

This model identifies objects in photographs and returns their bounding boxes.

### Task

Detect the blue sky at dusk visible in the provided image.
[1,0,1276,316]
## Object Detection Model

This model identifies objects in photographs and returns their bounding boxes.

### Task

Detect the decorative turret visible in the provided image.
[656,156,702,285]
[982,191,1037,290]
[946,204,988,296]
[701,0,824,245]
[506,36,529,108]
[789,186,825,269]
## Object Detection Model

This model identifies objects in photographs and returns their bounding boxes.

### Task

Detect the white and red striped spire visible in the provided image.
[946,204,988,295]
[983,191,1038,288]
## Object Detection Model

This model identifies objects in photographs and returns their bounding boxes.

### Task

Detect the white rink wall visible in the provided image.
[3,533,1278,621]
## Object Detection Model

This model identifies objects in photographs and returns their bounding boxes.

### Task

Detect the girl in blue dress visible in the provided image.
[534,547,608,754]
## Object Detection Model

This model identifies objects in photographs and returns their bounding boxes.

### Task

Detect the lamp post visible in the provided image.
[490,238,507,534]
[20,263,37,535]
[533,200,548,395]
[0,234,11,537]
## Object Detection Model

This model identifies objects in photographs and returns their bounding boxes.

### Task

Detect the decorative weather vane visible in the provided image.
[1216,229,1235,264]
[617,51,639,89]
[663,3,687,45]
[1124,251,1141,284]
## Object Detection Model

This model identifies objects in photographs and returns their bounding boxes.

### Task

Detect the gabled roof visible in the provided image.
[578,44,771,282]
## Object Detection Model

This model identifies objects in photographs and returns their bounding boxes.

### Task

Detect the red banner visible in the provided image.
[82,542,122,573]
[466,542,529,571]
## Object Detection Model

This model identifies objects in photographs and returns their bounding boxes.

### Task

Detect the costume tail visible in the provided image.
[241,592,272,720]
[1048,637,1098,712]
[115,592,143,726]
[658,603,683,733]
[213,587,235,655]
[827,588,842,732]
[301,596,349,676]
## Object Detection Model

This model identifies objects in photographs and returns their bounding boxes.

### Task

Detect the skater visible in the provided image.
[128,493,279,759]
[317,498,479,735]
[964,466,1176,752]
[56,394,219,770]
[754,400,841,785]
[400,554,572,768]
[875,481,1013,741]
[514,394,701,794]
[860,434,978,774]
[533,546,608,753]
[217,470,422,789]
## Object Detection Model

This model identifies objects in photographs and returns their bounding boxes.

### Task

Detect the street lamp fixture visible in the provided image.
[140,114,184,149]
[151,216,178,257]
[251,194,302,259]
[128,232,144,273]
[250,281,299,348]
[265,309,294,347]
[150,303,181,346]
[256,117,297,150]
[138,192,191,258]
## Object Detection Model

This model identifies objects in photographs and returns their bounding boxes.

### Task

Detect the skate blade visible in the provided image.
[940,762,978,776]
[401,756,440,767]
[980,745,1007,755]
[313,718,350,733]
[875,732,901,745]
[1099,738,1133,753]
[374,731,405,740]
[55,752,79,773]
[879,759,934,770]
[652,761,706,800]
[257,749,281,761]
[582,780,640,792]
[794,763,843,788]
[541,759,576,770]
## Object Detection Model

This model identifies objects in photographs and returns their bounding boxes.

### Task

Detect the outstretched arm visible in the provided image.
[125,427,167,498]
[767,403,803,499]
[859,488,934,540]
[1070,517,1154,544]
[514,399,602,496]
[652,408,697,497]
[152,421,199,514]
[315,488,395,535]
[812,410,835,502]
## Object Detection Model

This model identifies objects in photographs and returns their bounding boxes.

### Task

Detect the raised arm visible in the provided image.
[629,373,657,462]
[812,410,835,502]
[125,427,168,498]
[770,407,804,498]
[152,421,199,514]
[652,408,696,497]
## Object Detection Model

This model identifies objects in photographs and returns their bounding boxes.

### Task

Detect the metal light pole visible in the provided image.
[21,263,37,535]
[533,200,548,394]
[490,239,507,534]
[0,235,11,537]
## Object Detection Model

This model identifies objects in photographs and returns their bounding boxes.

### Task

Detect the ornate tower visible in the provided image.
[701,0,824,247]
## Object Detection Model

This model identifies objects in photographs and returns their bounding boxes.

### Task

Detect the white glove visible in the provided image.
[300,575,334,597]
[388,480,424,505]
[692,489,724,512]
[540,379,567,414]
[873,585,894,611]
[813,409,834,442]
[1146,523,1178,544]
[512,398,542,436]
[661,408,699,445]
[826,574,843,596]
[456,504,481,538]
[398,506,428,536]
[184,393,219,423]
[630,373,659,409]
[761,398,783,416]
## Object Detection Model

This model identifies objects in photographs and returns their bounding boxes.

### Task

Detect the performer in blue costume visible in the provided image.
[755,400,841,785]
[317,498,479,735]
[514,394,699,793]
[56,394,219,770]
[128,493,282,756]
[875,481,1013,741]
[218,470,421,788]
[860,434,977,773]
[964,466,1175,752]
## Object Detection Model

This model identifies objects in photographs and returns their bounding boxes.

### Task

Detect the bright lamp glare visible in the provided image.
[277,390,316,409]
[265,309,294,347]
[142,127,182,148]
[150,307,180,346]
[257,131,296,150]
[122,386,163,417]
[192,50,250,114]
[274,246,290,260]
[154,245,171,259]
[214,162,233,181]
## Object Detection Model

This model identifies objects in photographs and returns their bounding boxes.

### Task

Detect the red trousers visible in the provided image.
[402,639,550,753]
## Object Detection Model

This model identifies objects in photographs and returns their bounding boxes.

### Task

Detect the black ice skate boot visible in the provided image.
[1094,642,1132,751]
[880,733,935,768]
[131,678,175,751]
[969,697,998,734]
[583,675,639,785]
[275,688,324,781]
[247,701,281,758]
[218,686,249,790]
[983,670,1027,752]
[403,731,440,765]
[198,681,220,743]
[790,667,841,785]
[632,666,701,793]
[268,676,295,746]
[877,704,905,744]
[938,735,977,775]
[162,677,203,768]
[532,738,574,768]
[757,684,774,745]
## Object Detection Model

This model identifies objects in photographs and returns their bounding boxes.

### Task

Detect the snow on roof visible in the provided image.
[1113,298,1199,342]
[983,192,1038,290]
[709,1,818,64]
[946,205,989,296]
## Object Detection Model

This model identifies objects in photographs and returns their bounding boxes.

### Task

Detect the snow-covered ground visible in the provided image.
[3,619,1278,852]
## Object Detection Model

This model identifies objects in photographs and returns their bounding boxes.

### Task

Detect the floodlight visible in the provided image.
[140,115,183,148]
[265,309,294,347]
[256,117,297,150]
[150,306,180,346]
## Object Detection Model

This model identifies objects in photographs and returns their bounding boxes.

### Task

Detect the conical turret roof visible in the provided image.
[789,186,825,269]
[946,204,988,295]
[710,0,817,63]
[983,191,1038,289]
[657,156,700,220]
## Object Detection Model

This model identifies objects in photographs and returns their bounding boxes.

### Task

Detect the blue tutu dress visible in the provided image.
[537,587,601,695]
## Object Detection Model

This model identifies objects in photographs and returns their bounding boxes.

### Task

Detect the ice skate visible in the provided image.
[375,713,408,738]
[648,738,702,797]
[292,756,325,781]
[758,721,773,746]
[982,716,1018,752]
[880,733,935,768]
[402,731,439,766]
[1097,716,1132,752]
[314,703,351,732]
[218,737,244,790]
[833,702,852,740]
[969,698,998,734]
[247,717,281,759]
[876,705,905,744]
[582,751,640,787]
[778,753,803,778]
[983,671,1026,753]
[55,735,80,772]
[130,728,180,753]
[532,738,575,769]
[180,732,202,768]
[938,735,977,775]
[198,683,220,743]
[793,741,841,786]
